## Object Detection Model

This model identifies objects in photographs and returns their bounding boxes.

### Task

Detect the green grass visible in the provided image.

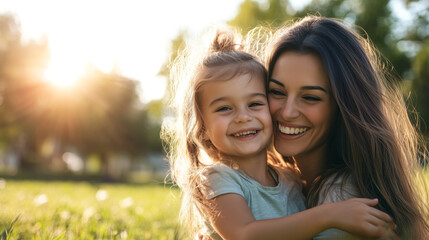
[2,170,426,239]
[0,179,187,240]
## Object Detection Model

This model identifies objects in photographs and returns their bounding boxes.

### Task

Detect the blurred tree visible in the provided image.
[0,14,50,171]
[147,99,163,120]
[411,43,429,135]
[403,0,429,43]
[228,0,266,33]
[32,67,151,176]
[296,0,410,78]
[142,99,163,153]
[158,31,187,78]
[407,0,429,136]
[157,31,186,116]
[228,0,292,33]
[0,13,163,177]
[295,0,350,19]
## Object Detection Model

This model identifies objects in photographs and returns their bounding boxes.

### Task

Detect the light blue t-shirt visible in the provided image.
[202,163,306,239]
[314,175,360,240]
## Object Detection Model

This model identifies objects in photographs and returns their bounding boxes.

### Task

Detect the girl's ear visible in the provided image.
[202,133,211,143]
[200,126,210,141]
[201,130,214,150]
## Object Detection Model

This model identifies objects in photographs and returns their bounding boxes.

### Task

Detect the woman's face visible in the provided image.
[268,52,337,159]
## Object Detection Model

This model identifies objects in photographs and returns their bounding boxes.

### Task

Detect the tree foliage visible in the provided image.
[228,0,292,33]
[412,43,429,134]
[0,14,162,175]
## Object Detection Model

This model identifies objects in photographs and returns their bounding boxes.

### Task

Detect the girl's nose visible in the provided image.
[234,109,252,123]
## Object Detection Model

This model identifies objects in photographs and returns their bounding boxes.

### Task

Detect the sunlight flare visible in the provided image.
[43,59,84,87]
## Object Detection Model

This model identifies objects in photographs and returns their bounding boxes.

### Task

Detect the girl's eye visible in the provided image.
[303,96,321,101]
[249,102,264,107]
[268,89,285,96]
[215,106,231,112]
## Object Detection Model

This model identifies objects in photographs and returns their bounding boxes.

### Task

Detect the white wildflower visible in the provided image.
[120,197,133,208]
[0,178,6,189]
[120,230,128,239]
[96,189,108,201]
[82,207,95,222]
[33,194,48,206]
[60,210,71,220]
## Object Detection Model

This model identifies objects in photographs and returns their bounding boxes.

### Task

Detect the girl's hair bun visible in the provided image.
[210,30,243,53]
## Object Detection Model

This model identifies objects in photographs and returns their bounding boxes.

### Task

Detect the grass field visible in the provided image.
[1,170,427,240]
[0,179,187,240]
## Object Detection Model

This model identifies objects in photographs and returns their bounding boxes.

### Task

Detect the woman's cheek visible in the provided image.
[268,98,282,116]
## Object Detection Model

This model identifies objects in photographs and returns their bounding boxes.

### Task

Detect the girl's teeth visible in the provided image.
[279,125,308,135]
[233,130,257,137]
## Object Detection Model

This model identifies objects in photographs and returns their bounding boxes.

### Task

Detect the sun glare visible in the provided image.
[43,60,84,88]
[3,0,248,101]
[42,26,119,88]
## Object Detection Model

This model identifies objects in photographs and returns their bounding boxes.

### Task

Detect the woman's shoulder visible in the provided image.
[317,173,359,204]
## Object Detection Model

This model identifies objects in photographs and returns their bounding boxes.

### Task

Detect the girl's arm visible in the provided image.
[209,194,394,240]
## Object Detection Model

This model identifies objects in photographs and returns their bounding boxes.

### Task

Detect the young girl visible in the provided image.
[162,28,395,240]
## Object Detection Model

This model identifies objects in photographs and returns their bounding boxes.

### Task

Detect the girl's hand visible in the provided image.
[328,198,396,239]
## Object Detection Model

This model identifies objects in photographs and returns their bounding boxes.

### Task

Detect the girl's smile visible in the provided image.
[230,129,260,138]
[199,73,273,162]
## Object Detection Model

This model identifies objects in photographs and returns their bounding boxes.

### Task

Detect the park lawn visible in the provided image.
[1,169,427,239]
[0,179,187,240]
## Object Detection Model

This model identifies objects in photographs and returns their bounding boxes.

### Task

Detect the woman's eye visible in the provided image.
[303,96,321,101]
[215,106,231,112]
[268,89,285,96]
[249,102,264,107]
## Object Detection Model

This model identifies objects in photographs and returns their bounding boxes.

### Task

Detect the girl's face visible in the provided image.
[268,52,337,159]
[199,73,272,162]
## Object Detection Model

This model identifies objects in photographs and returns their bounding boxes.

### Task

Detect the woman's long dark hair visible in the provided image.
[266,16,429,239]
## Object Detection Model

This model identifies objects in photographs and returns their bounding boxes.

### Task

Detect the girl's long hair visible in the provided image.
[264,16,429,238]
[161,27,272,235]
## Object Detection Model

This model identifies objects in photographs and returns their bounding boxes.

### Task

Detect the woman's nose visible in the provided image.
[281,99,300,119]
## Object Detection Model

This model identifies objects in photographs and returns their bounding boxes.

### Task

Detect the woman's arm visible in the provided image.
[209,194,393,240]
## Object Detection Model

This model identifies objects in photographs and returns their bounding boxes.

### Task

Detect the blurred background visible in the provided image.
[0,0,428,238]
[0,0,427,182]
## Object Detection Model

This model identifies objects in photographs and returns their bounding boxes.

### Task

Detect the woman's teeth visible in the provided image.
[279,125,308,135]
[233,130,257,137]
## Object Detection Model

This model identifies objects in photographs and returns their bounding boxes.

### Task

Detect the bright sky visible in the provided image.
[0,0,312,103]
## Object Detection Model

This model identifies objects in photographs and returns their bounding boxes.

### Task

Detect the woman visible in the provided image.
[264,16,429,239]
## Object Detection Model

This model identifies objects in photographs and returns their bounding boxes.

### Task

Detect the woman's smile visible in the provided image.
[268,52,337,158]
[278,124,309,135]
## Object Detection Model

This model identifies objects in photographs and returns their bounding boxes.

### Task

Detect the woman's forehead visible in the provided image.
[271,52,330,90]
